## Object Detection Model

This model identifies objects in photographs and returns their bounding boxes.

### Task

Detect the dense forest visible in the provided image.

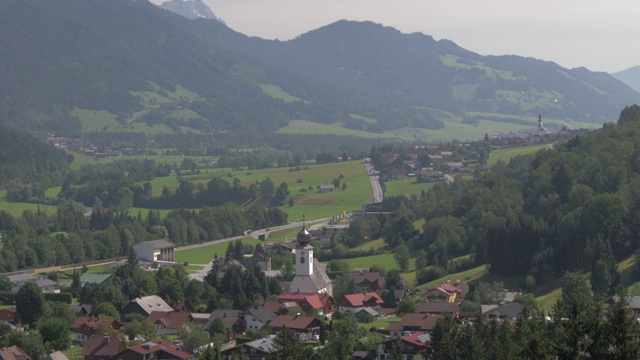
[0,125,72,188]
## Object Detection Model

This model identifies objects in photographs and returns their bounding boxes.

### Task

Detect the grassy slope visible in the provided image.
[488,143,552,166]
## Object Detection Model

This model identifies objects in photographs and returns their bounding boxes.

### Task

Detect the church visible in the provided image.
[287,224,333,296]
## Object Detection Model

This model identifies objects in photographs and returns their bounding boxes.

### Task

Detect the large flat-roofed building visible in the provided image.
[132,240,175,263]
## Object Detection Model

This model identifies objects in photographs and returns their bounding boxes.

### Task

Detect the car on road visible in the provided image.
[265,228,271,231]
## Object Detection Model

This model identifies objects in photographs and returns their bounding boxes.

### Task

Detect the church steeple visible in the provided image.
[295,217,313,276]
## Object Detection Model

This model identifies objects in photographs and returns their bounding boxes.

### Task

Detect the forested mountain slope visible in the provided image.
[0,126,71,188]
[417,105,640,295]
[0,0,637,135]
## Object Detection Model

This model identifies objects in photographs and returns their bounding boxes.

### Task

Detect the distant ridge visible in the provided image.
[159,0,223,22]
[612,66,640,93]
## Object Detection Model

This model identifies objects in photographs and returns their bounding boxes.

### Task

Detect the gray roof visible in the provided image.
[131,295,173,315]
[45,351,69,360]
[246,306,277,323]
[6,273,37,284]
[483,303,523,319]
[134,239,175,250]
[356,307,379,316]
[288,262,331,293]
[223,337,275,355]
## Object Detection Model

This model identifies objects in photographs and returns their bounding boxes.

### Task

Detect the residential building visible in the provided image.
[348,271,385,293]
[120,295,174,319]
[208,310,245,341]
[221,337,276,360]
[481,302,523,321]
[276,292,335,317]
[244,306,277,331]
[71,317,124,343]
[377,332,430,360]
[82,335,126,360]
[0,306,18,325]
[387,313,443,338]
[269,315,323,342]
[0,346,30,360]
[338,292,384,313]
[147,311,194,335]
[120,340,194,360]
[417,302,460,315]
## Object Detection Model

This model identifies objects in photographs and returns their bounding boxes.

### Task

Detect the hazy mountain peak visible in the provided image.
[159,0,223,22]
[612,66,640,93]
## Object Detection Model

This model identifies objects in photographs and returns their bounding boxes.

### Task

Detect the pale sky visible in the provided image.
[196,0,639,73]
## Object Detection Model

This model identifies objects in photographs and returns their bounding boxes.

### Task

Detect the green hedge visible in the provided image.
[0,290,73,304]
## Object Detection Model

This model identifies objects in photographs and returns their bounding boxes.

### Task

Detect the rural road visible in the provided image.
[365,161,384,203]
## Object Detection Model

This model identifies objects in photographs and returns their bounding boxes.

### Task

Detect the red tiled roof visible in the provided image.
[277,292,324,309]
[82,335,125,357]
[125,339,193,360]
[387,313,443,332]
[382,332,431,347]
[270,315,320,330]
[71,317,121,332]
[0,345,30,360]
[339,292,384,308]
[148,311,193,329]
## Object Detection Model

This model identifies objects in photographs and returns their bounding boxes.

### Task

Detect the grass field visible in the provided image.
[351,239,386,252]
[260,84,308,103]
[138,160,371,221]
[0,190,59,217]
[175,238,260,264]
[488,144,552,166]
[384,178,436,197]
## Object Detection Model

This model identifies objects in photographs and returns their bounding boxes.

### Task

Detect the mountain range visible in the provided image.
[0,0,637,138]
[612,66,640,93]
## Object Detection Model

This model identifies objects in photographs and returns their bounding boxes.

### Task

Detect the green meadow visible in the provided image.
[383,177,437,197]
[488,143,552,166]
[175,238,260,264]
[138,160,372,221]
[0,190,58,217]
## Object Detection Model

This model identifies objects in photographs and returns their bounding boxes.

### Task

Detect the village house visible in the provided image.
[243,306,277,331]
[120,295,174,319]
[220,337,275,360]
[377,332,430,360]
[276,292,335,317]
[337,292,384,313]
[269,315,323,342]
[7,274,60,293]
[69,305,95,317]
[71,317,124,343]
[147,311,194,335]
[481,302,523,322]
[264,301,303,316]
[0,345,31,360]
[0,306,18,326]
[418,301,460,315]
[387,313,443,338]
[348,271,386,293]
[420,281,468,304]
[208,310,245,341]
[83,335,126,360]
[120,340,194,360]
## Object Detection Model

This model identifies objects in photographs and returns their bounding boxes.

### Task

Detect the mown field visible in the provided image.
[384,177,437,197]
[488,143,552,166]
[137,160,372,221]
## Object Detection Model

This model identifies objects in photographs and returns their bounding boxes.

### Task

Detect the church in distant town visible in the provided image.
[287,224,332,296]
